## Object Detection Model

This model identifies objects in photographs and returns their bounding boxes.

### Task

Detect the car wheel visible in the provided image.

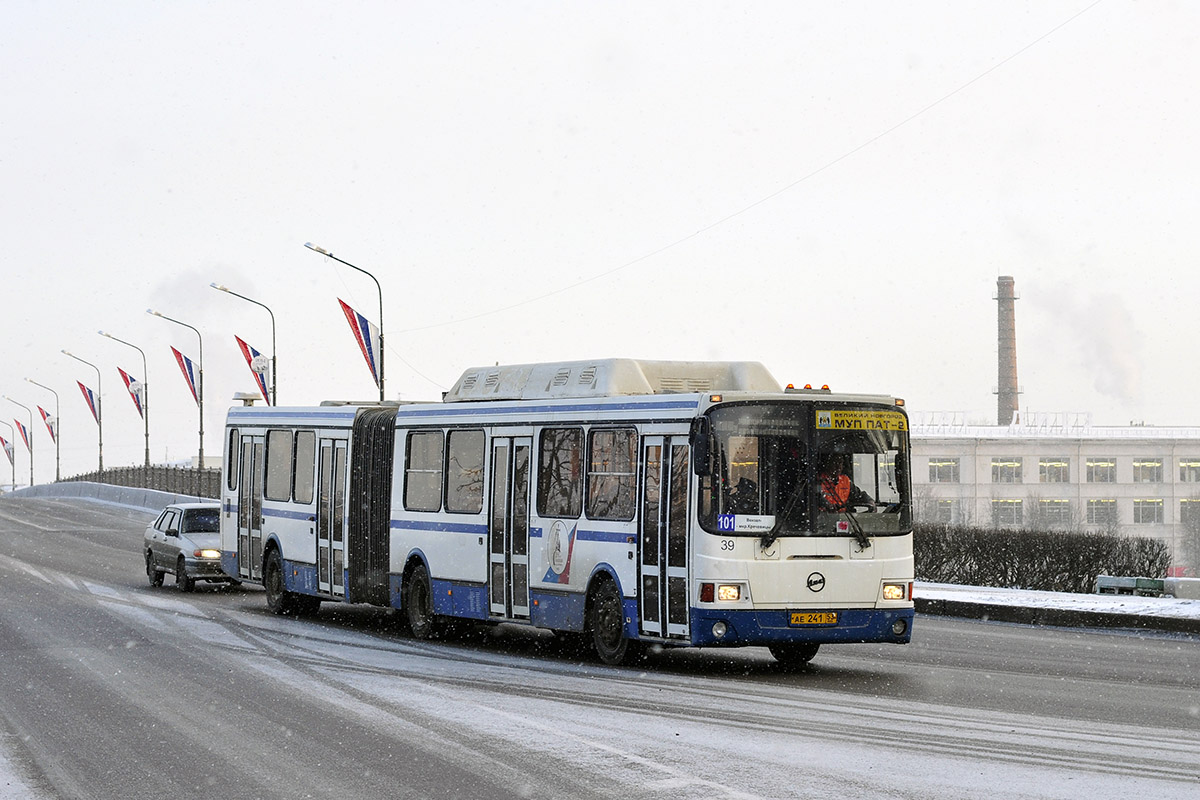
[404,562,438,639]
[176,557,195,592]
[768,642,820,667]
[587,577,631,665]
[145,552,164,587]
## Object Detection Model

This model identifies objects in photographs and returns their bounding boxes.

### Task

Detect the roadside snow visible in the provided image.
[917,581,1200,620]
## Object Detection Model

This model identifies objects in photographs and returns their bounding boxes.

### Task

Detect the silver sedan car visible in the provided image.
[144,502,236,591]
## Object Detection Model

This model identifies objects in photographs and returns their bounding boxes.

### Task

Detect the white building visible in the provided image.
[910,412,1200,572]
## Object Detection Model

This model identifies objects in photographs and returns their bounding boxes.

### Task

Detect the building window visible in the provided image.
[538,427,583,518]
[1133,499,1163,524]
[1087,499,1117,525]
[1086,458,1116,483]
[1180,459,1200,483]
[445,429,485,514]
[404,430,444,512]
[934,499,955,523]
[992,499,1022,526]
[1038,499,1072,526]
[1039,457,1069,483]
[1181,500,1200,528]
[1132,459,1163,483]
[928,458,960,483]
[991,457,1022,484]
[586,428,637,521]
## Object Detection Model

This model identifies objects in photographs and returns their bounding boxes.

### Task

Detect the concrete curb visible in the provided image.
[916,597,1200,636]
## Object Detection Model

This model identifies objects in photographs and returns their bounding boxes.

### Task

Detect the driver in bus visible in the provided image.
[817,451,874,512]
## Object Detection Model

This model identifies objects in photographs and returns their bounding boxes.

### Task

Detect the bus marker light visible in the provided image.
[717,584,741,601]
[712,621,728,639]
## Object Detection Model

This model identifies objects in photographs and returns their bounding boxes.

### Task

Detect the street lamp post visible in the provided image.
[99,331,151,468]
[24,378,60,482]
[147,310,204,470]
[62,350,103,473]
[304,242,385,402]
[210,283,277,405]
[4,396,35,486]
[0,420,14,491]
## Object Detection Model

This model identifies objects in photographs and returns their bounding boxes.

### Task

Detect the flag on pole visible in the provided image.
[118,367,145,418]
[0,435,12,466]
[14,419,31,452]
[234,335,271,405]
[338,298,381,389]
[77,382,100,425]
[171,346,200,406]
[37,406,57,443]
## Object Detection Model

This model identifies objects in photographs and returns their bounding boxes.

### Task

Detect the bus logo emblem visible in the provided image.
[807,572,826,592]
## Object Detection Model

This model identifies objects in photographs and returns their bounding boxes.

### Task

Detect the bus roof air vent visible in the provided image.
[443,359,781,402]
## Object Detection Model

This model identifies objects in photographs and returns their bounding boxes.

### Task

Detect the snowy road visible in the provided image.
[0,497,1197,799]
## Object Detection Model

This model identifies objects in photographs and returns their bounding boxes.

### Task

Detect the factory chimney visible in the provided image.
[996,275,1019,425]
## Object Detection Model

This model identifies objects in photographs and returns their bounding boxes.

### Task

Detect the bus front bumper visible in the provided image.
[688,606,914,647]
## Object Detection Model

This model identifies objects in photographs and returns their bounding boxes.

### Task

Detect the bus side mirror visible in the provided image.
[690,417,711,475]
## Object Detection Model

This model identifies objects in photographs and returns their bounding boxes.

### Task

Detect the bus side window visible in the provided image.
[226,428,239,491]
[538,428,582,518]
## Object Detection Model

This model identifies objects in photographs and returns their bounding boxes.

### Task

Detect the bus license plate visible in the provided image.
[790,611,837,626]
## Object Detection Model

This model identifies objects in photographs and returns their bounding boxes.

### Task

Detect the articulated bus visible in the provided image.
[219,359,914,665]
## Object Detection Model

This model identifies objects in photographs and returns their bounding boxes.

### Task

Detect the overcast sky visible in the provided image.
[2,1,1197,483]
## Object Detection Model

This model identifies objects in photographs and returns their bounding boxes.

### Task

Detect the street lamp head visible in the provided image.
[99,330,110,338]
[304,242,331,256]
[147,308,162,318]
[210,282,230,293]
[61,349,72,356]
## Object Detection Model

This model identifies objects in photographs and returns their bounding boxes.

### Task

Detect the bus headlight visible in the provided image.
[717,584,741,602]
[882,582,907,601]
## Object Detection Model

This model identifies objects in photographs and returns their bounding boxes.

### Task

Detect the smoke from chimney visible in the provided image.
[996,275,1019,425]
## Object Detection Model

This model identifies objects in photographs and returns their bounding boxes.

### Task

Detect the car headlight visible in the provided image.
[194,549,221,559]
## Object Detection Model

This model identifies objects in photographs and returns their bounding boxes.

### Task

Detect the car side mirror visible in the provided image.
[166,527,179,538]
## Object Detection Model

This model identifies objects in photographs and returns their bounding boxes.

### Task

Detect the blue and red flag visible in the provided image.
[0,435,12,466]
[234,335,271,405]
[338,298,381,389]
[118,367,145,418]
[14,419,31,451]
[76,382,100,425]
[171,346,199,406]
[37,406,57,443]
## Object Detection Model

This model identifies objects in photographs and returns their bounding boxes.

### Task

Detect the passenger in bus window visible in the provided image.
[728,477,758,514]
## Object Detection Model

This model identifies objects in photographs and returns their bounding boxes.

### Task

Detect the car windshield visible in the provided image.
[697,401,911,536]
[182,508,219,534]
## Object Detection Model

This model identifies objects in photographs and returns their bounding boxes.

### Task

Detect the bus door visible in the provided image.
[317,439,348,597]
[489,436,531,620]
[639,436,690,639]
[237,434,265,581]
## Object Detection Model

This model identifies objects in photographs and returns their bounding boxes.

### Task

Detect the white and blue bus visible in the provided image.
[219,359,914,665]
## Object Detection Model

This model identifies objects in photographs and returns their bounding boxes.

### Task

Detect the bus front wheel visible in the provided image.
[769,642,820,666]
[264,549,319,615]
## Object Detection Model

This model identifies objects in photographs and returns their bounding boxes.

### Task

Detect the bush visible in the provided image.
[914,523,1171,593]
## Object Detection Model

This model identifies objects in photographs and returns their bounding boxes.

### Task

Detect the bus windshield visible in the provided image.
[697,401,911,537]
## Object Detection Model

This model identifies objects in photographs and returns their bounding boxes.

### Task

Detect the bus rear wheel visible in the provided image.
[264,549,320,615]
[588,578,631,665]
[404,562,438,640]
[769,642,820,666]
